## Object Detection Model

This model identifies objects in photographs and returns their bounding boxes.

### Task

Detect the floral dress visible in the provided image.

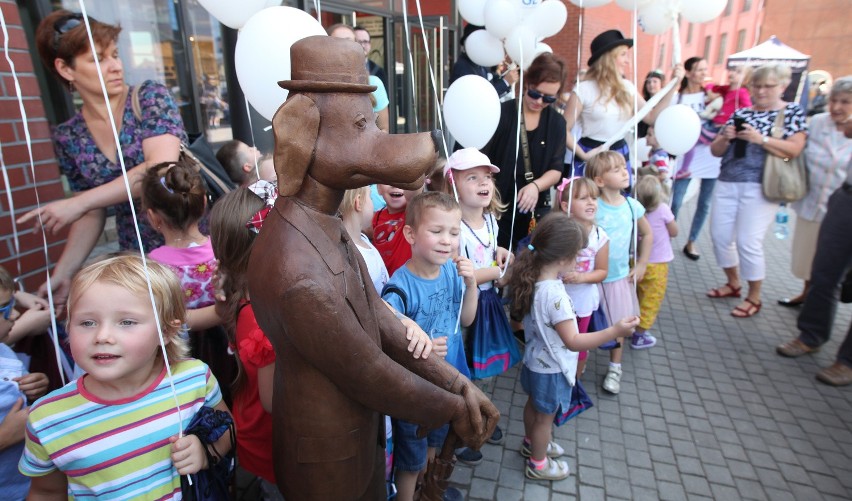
[148,240,217,309]
[52,80,187,251]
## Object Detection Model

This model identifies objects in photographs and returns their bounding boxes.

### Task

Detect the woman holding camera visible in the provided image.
[707,64,808,318]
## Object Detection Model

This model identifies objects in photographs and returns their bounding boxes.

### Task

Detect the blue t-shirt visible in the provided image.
[596,197,645,283]
[0,344,29,499]
[382,261,471,379]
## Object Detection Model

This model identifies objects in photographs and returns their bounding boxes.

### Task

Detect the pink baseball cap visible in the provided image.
[444,147,500,177]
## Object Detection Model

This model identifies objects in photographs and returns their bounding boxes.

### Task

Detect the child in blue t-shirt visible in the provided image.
[381,191,478,501]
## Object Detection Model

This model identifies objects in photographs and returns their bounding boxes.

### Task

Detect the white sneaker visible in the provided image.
[602,365,623,394]
[525,457,571,481]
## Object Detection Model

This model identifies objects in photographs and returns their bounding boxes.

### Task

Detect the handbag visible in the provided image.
[179,406,236,501]
[553,380,594,426]
[468,287,522,379]
[131,85,236,206]
[762,108,807,203]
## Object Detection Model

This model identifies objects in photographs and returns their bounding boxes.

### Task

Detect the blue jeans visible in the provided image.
[671,177,717,243]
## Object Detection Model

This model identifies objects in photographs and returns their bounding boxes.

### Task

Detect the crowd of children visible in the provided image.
[0,130,685,498]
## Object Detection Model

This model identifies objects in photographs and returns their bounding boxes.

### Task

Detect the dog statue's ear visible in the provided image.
[272,94,319,197]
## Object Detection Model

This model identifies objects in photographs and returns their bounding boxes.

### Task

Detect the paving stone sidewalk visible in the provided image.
[449,201,852,500]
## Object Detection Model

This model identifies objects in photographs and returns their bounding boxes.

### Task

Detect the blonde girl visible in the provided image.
[555,176,610,379]
[634,175,678,347]
[585,151,653,395]
[341,186,389,294]
[508,213,637,481]
[21,255,231,499]
[564,30,683,179]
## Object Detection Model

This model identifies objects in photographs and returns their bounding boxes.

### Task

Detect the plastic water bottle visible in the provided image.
[774,204,789,240]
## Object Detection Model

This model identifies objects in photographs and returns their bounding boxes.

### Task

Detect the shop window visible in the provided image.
[724,0,733,16]
[743,0,752,11]
[703,36,712,62]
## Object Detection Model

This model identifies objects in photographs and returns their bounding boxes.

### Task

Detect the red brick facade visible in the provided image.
[0,0,67,291]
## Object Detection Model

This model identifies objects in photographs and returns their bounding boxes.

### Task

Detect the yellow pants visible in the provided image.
[637,262,669,331]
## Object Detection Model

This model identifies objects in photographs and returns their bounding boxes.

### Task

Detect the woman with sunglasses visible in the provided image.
[564,30,683,181]
[481,52,567,251]
[20,10,185,310]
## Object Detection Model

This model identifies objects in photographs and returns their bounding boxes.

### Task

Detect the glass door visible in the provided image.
[393,15,455,136]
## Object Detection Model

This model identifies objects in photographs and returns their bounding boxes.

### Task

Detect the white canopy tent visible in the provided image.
[727,36,811,103]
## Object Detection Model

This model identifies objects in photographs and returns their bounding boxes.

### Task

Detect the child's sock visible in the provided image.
[529,456,547,470]
[609,362,622,370]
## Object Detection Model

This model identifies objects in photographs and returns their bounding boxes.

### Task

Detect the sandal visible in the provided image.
[731,298,761,318]
[707,283,742,298]
[776,338,819,358]
[816,363,852,386]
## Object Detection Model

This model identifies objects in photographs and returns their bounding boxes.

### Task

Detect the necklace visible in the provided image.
[461,214,496,261]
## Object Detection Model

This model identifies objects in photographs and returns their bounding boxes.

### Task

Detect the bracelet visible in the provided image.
[531,180,541,192]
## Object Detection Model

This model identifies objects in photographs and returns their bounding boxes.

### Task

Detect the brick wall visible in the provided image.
[0,0,67,291]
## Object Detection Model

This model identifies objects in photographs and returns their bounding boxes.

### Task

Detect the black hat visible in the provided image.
[588,30,633,67]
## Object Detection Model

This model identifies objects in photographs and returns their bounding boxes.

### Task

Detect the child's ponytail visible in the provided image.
[508,213,588,319]
[141,160,207,231]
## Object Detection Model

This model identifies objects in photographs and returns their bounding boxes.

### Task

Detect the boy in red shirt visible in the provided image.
[372,185,422,276]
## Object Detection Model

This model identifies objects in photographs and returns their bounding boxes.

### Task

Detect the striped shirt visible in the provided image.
[20,359,222,500]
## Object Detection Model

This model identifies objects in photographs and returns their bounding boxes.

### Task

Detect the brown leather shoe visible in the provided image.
[816,363,852,386]
[776,338,819,358]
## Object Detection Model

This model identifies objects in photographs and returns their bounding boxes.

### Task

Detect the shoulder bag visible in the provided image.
[131,85,235,206]
[762,108,807,203]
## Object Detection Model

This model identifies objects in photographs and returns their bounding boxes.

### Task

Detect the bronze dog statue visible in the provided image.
[247,36,499,500]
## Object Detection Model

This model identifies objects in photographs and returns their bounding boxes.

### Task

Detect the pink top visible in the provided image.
[644,204,675,264]
[709,84,752,125]
[149,239,218,309]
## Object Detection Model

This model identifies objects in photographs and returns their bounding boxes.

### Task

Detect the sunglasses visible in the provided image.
[0,295,15,321]
[526,88,558,104]
[53,13,84,52]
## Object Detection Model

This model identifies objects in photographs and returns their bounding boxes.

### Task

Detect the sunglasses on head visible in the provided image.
[0,295,15,321]
[53,13,84,52]
[526,88,558,104]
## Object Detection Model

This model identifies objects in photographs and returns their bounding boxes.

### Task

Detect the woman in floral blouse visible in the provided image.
[22,9,185,311]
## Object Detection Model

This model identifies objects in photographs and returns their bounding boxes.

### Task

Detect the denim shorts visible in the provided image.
[520,365,572,415]
[392,419,449,472]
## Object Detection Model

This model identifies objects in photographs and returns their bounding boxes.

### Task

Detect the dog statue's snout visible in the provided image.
[431,129,444,156]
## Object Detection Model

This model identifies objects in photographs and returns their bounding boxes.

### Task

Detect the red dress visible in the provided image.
[233,303,276,483]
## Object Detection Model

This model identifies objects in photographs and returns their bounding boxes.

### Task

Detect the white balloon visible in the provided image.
[235,7,327,121]
[505,25,538,69]
[444,75,501,148]
[465,30,506,67]
[526,0,568,39]
[199,0,270,29]
[484,0,520,40]
[533,42,553,58]
[568,0,612,7]
[654,104,701,155]
[614,0,652,9]
[638,1,677,35]
[681,0,727,24]
[459,0,488,26]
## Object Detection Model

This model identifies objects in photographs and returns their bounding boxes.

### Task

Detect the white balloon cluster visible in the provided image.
[570,0,727,35]
[458,0,567,70]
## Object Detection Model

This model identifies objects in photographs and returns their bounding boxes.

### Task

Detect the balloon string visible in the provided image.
[400,2,419,131]
[567,0,585,212]
[631,3,639,294]
[413,0,449,159]
[243,97,260,181]
[78,0,184,435]
[498,40,524,282]
[0,7,66,386]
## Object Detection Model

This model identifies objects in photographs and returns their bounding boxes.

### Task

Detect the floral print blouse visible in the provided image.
[52,80,187,251]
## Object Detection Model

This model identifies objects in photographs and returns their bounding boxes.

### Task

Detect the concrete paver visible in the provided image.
[448,199,852,499]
